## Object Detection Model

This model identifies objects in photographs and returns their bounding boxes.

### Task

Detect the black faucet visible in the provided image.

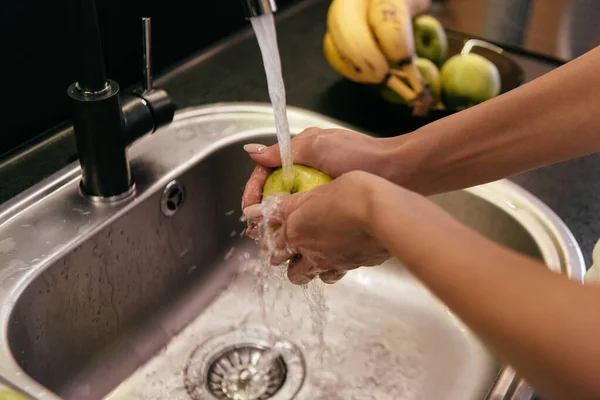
[241,0,277,17]
[67,0,174,201]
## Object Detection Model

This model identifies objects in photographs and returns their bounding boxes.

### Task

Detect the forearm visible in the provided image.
[367,181,600,399]
[382,46,600,195]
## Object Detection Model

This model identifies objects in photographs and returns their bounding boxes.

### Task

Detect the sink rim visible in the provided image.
[0,102,585,400]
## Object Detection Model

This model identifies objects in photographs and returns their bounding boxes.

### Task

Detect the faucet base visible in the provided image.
[78,180,136,204]
[68,79,134,200]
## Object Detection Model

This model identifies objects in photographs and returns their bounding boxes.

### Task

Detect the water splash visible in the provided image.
[238,194,329,389]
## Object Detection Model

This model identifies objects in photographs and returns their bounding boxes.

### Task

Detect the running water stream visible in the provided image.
[250,14,294,190]
[246,14,330,394]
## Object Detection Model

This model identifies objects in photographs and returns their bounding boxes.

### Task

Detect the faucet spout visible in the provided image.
[241,0,277,18]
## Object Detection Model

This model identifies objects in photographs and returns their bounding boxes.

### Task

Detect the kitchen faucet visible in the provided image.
[67,0,276,202]
[67,0,175,202]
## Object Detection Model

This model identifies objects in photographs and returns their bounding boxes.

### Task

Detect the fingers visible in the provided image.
[287,256,321,285]
[243,189,304,242]
[268,222,294,265]
[270,248,293,265]
[279,191,309,221]
[319,269,347,284]
[249,204,349,286]
[241,165,271,210]
[243,127,326,170]
[245,191,307,225]
[244,143,282,168]
[245,219,259,240]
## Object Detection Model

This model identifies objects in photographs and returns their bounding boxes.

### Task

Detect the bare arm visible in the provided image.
[368,179,600,400]
[243,47,600,210]
[386,46,600,195]
[264,171,600,398]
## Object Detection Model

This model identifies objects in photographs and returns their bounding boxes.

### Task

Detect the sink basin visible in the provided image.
[0,103,585,400]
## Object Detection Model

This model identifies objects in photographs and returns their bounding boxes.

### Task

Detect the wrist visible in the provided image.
[377,131,435,194]
[349,172,393,234]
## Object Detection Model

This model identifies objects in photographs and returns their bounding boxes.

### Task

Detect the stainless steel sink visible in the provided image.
[0,103,585,400]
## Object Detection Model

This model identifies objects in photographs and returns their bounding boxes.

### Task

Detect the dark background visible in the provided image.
[0,0,300,158]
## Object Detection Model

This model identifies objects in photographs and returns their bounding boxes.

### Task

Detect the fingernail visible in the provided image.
[243,144,267,154]
[243,204,262,219]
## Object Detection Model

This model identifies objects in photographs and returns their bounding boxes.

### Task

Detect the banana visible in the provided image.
[323,0,436,113]
[367,0,424,94]
[326,0,389,84]
[323,31,416,101]
[323,32,365,82]
[367,0,414,63]
[324,0,417,102]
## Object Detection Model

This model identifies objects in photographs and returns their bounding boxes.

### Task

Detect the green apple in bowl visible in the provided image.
[413,15,448,67]
[263,164,332,198]
[415,57,441,102]
[440,53,501,109]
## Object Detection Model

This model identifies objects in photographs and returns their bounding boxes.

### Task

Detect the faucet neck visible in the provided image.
[70,0,108,93]
[68,80,133,200]
[241,0,277,18]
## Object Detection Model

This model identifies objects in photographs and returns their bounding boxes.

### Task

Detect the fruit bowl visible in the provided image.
[361,33,525,122]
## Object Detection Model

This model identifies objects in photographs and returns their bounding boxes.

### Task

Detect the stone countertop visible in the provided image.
[1,0,599,268]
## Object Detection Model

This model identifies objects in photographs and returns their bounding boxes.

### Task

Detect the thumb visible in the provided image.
[243,143,282,168]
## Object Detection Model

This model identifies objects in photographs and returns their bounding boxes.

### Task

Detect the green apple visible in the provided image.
[440,53,501,109]
[380,57,441,104]
[415,57,441,102]
[263,164,332,198]
[0,390,30,400]
[413,15,448,67]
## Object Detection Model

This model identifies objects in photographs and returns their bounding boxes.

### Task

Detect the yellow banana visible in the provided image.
[326,0,389,84]
[367,0,424,94]
[368,0,414,63]
[323,32,365,82]
[323,31,416,101]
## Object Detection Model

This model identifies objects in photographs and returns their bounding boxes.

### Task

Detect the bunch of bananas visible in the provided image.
[323,0,433,116]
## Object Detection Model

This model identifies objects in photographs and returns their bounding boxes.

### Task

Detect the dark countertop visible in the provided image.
[1,0,599,269]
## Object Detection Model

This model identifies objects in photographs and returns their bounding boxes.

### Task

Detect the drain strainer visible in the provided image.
[206,345,286,399]
[185,326,305,400]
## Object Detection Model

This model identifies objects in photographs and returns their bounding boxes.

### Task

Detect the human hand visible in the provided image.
[243,171,391,285]
[241,127,391,237]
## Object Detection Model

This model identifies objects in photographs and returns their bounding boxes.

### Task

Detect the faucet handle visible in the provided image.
[121,16,174,144]
[142,17,153,92]
[137,16,175,129]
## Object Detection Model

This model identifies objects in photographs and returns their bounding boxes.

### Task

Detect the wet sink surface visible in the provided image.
[105,248,498,400]
[0,103,584,400]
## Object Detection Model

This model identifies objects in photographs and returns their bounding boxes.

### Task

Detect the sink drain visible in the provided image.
[185,326,305,400]
[206,345,286,399]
